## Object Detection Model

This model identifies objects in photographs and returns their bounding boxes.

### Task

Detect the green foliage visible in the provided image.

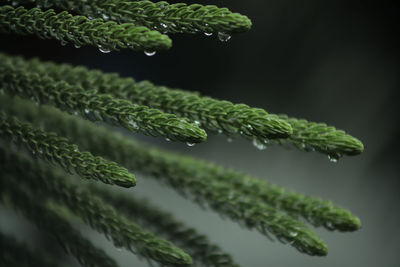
[0,232,62,267]
[0,52,364,157]
[0,148,193,266]
[0,56,207,143]
[0,5,171,51]
[2,95,345,256]
[0,111,136,187]
[0,1,364,266]
[12,0,252,35]
[93,187,240,267]
[0,178,120,267]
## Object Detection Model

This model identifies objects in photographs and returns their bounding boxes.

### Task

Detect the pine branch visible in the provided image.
[0,60,207,143]
[0,5,172,52]
[2,95,361,231]
[92,186,240,267]
[0,52,293,143]
[275,115,364,160]
[0,111,136,187]
[0,232,62,267]
[0,179,120,267]
[0,149,193,266]
[0,52,364,157]
[0,96,328,256]
[14,0,252,35]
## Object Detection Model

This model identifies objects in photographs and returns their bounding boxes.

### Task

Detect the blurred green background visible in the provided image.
[1,1,399,266]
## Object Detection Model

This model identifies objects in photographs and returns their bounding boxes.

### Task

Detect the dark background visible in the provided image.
[1,1,399,266]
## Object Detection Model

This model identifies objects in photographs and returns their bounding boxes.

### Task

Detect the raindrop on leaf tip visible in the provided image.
[144,51,156,56]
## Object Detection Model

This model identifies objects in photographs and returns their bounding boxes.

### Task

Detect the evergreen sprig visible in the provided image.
[17,0,252,35]
[0,179,120,267]
[0,52,364,157]
[0,53,293,142]
[0,5,172,52]
[0,95,328,256]
[0,59,207,143]
[0,148,193,266]
[0,111,136,187]
[276,115,364,159]
[0,232,62,267]
[92,186,240,267]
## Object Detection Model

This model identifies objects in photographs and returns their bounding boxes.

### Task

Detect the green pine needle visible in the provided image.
[0,180,120,267]
[0,111,136,187]
[0,149,193,266]
[0,52,364,157]
[1,94,362,232]
[0,53,292,142]
[277,115,364,159]
[0,232,62,267]
[15,0,252,35]
[0,96,328,256]
[0,60,207,143]
[0,5,172,51]
[92,186,240,267]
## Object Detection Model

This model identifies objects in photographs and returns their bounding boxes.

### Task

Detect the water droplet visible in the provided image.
[128,120,139,130]
[99,46,111,53]
[325,221,334,230]
[160,23,168,33]
[252,139,267,150]
[218,32,231,42]
[204,32,213,37]
[186,142,195,147]
[227,137,233,143]
[289,231,298,237]
[247,124,253,130]
[144,51,156,56]
[328,155,338,163]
